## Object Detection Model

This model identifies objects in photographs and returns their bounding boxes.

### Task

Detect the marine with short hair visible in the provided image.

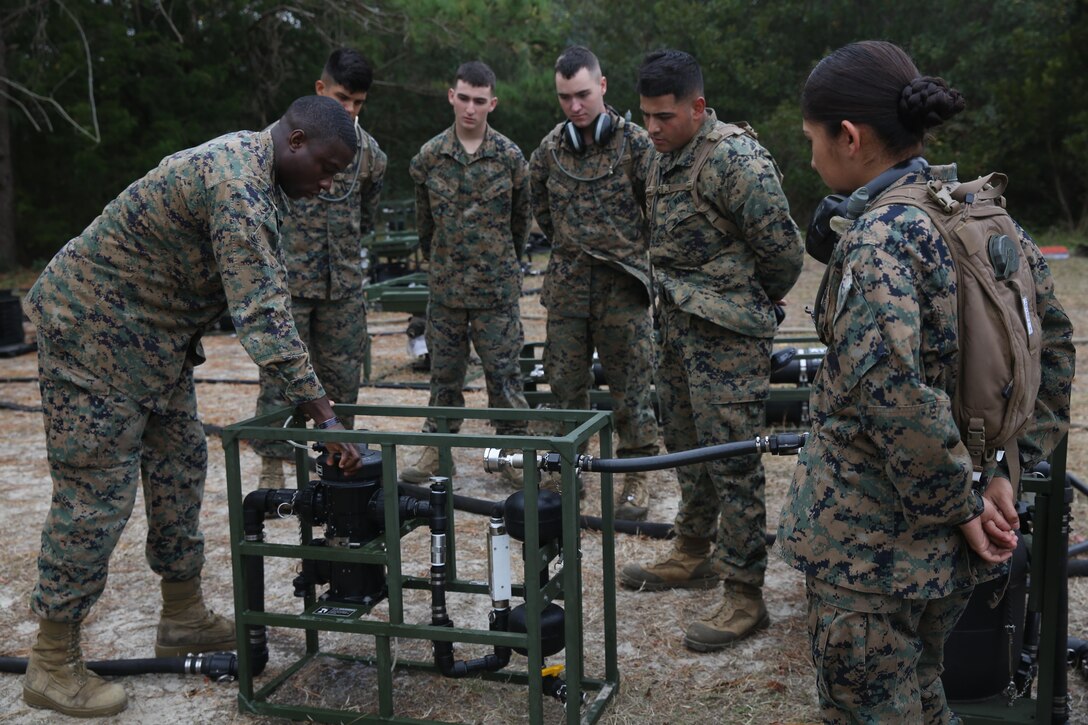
[21,95,364,718]
[529,45,660,517]
[253,48,388,487]
[401,61,531,485]
[619,49,804,652]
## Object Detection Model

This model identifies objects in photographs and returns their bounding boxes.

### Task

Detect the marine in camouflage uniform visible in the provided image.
[530,46,659,514]
[620,48,803,654]
[778,41,1076,722]
[403,63,530,486]
[644,108,801,614]
[776,167,1075,722]
[253,126,387,461]
[21,96,361,717]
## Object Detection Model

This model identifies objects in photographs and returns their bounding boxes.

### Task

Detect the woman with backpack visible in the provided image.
[776,40,1075,723]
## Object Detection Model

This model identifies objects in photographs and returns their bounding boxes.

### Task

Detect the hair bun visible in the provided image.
[898,76,966,132]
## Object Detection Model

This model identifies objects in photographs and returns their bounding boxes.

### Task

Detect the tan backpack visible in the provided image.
[872,172,1042,486]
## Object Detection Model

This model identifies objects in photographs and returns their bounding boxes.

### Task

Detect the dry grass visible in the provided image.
[0,253,1085,724]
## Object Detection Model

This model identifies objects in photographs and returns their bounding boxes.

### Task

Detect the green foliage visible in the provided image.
[1034,227,1088,251]
[4,0,1088,264]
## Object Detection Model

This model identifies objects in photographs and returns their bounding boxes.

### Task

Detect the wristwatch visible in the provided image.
[960,489,986,524]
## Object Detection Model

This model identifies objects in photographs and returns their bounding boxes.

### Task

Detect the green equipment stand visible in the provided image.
[955,435,1073,724]
[221,404,620,724]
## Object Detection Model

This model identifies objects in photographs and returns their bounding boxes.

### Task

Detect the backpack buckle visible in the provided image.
[926,179,958,213]
[966,418,986,472]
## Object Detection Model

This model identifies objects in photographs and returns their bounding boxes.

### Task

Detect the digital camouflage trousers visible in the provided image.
[656,304,770,588]
[543,265,658,458]
[424,300,529,436]
[33,339,207,622]
[806,575,973,724]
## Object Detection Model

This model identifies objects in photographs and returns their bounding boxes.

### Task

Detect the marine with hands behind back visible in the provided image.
[529,45,660,515]
[776,40,1074,723]
[401,61,532,487]
[619,49,804,653]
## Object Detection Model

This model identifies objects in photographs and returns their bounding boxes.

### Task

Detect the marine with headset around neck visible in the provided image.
[529,45,660,519]
[777,40,1074,724]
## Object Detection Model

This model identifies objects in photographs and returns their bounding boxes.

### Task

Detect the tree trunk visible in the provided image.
[0,33,16,272]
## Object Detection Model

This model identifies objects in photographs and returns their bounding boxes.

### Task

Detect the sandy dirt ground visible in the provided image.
[0,254,1085,724]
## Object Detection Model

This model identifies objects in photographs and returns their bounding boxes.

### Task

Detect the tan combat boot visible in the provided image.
[23,619,128,717]
[619,535,719,590]
[155,576,236,656]
[259,457,284,488]
[615,470,649,521]
[400,446,455,483]
[683,581,770,652]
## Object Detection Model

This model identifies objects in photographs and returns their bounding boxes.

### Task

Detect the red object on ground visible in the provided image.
[1040,246,1070,260]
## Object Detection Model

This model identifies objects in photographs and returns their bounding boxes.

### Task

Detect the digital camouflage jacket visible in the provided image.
[409,124,530,309]
[777,171,1075,599]
[281,126,387,299]
[530,110,654,314]
[646,110,803,337]
[24,129,325,413]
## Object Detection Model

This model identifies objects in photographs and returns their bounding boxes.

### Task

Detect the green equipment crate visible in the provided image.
[362,271,429,315]
[221,403,620,724]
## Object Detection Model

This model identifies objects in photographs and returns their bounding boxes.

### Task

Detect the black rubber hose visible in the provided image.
[396,480,776,545]
[428,481,513,678]
[578,433,807,474]
[1069,472,1088,499]
[240,488,294,677]
[0,652,238,679]
[580,440,760,473]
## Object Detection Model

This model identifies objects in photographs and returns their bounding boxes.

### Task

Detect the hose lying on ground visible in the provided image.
[0,652,238,679]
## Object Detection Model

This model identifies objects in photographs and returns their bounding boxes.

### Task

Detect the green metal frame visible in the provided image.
[221,404,620,724]
[362,271,429,314]
[955,435,1072,724]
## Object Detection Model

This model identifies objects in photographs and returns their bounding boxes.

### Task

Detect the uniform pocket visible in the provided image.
[480,172,513,202]
[664,206,701,236]
[425,175,458,204]
[821,282,887,411]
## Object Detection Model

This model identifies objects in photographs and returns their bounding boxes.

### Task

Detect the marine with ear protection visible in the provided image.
[528,45,662,522]
[562,111,613,153]
[552,109,629,183]
[805,156,928,263]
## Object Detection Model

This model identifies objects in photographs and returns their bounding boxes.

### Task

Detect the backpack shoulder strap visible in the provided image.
[690,123,756,239]
[871,173,1035,475]
[644,122,755,238]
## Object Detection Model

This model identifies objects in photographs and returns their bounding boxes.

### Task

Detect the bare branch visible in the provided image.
[56,1,99,142]
[0,0,101,142]
[155,0,184,44]
[0,88,42,132]
[0,76,93,137]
